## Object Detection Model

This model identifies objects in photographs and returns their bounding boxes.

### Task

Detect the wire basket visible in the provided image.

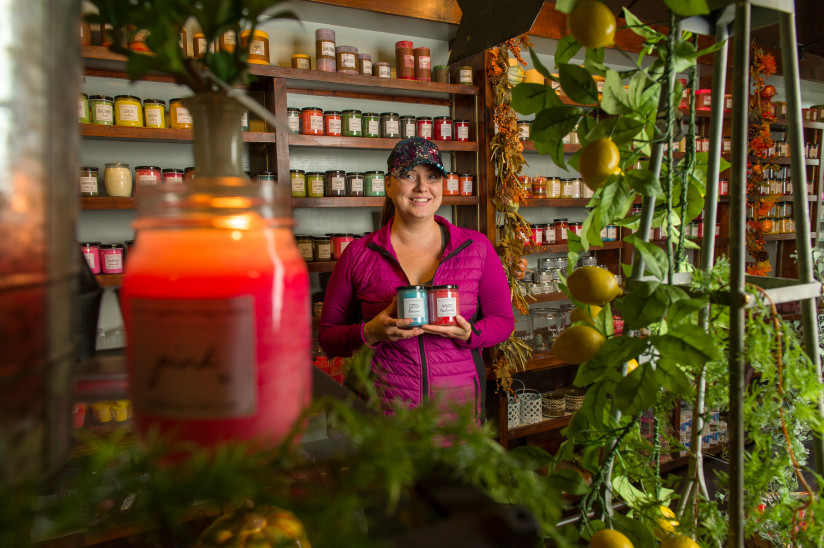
[542,392,566,418]
[507,392,520,428]
[517,382,543,425]
[564,388,586,413]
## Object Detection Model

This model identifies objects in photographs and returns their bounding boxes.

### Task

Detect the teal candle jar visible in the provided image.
[396,285,428,327]
[364,170,385,196]
[342,109,362,137]
[290,169,306,198]
[363,112,380,138]
[307,171,325,197]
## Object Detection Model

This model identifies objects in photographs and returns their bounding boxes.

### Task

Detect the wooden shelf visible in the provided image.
[529,292,570,304]
[763,232,814,241]
[307,261,337,273]
[521,142,581,154]
[522,240,623,255]
[292,196,477,208]
[485,352,570,381]
[81,197,136,210]
[81,123,275,143]
[523,198,591,207]
[289,134,478,151]
[507,414,572,439]
[676,109,824,130]
[717,194,817,203]
[670,151,818,166]
[95,274,123,287]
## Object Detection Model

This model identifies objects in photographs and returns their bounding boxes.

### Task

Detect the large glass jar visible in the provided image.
[104,163,132,197]
[532,308,561,352]
[513,312,534,349]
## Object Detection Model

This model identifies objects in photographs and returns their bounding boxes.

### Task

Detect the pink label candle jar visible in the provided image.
[427,285,459,325]
[99,243,124,274]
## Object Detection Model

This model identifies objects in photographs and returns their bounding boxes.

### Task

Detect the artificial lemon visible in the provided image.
[551,324,605,364]
[567,0,617,49]
[579,137,622,191]
[660,534,700,548]
[570,304,602,324]
[590,528,634,548]
[566,266,621,306]
[625,358,639,374]
[196,506,311,547]
[654,505,679,541]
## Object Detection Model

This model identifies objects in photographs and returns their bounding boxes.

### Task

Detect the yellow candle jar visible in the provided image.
[241,29,270,65]
[114,95,144,127]
[169,98,193,129]
[143,99,166,128]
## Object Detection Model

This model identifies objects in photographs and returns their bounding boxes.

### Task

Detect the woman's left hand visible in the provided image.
[420,315,472,342]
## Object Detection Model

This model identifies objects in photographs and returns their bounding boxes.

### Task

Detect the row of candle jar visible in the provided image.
[516,121,580,145]
[79,94,231,130]
[290,170,476,198]
[81,241,133,274]
[749,216,798,234]
[525,221,620,246]
[73,400,131,428]
[396,284,460,327]
[753,201,795,219]
[295,233,363,262]
[80,165,194,197]
[290,109,471,141]
[522,259,603,295]
[518,175,595,200]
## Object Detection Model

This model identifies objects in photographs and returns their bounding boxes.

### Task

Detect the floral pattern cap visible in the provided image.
[387,136,448,178]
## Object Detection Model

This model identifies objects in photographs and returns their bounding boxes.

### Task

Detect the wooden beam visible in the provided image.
[303,0,461,24]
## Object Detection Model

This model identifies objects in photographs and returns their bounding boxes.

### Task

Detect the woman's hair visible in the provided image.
[380,180,395,226]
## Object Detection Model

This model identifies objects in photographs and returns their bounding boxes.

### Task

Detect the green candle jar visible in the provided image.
[290,169,306,198]
[363,112,380,138]
[342,109,362,137]
[364,170,385,197]
[307,172,325,198]
[79,93,90,124]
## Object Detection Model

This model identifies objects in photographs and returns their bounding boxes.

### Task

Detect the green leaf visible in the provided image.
[595,302,614,338]
[664,0,710,16]
[575,336,648,385]
[652,325,722,365]
[600,70,631,115]
[536,139,567,170]
[616,281,668,330]
[575,115,597,147]
[555,35,581,69]
[655,358,692,394]
[558,63,599,105]
[580,206,603,251]
[667,297,706,326]
[511,83,555,115]
[569,380,612,431]
[624,234,669,280]
[621,7,665,41]
[531,106,582,168]
[548,468,589,496]
[555,0,578,14]
[585,116,644,145]
[626,168,663,197]
[614,362,659,414]
[508,445,554,469]
[627,71,647,110]
[583,47,608,76]
[529,48,553,81]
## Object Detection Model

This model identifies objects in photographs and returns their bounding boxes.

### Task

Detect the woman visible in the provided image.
[319,137,514,421]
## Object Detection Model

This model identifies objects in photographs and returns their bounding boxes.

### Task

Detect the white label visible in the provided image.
[291,177,305,193]
[368,119,379,135]
[418,56,431,69]
[519,125,530,140]
[137,174,158,186]
[250,39,266,56]
[436,297,457,317]
[370,177,384,193]
[327,118,341,134]
[331,176,345,191]
[310,178,324,195]
[385,120,399,135]
[545,229,556,244]
[446,178,459,192]
[175,106,192,124]
[94,103,113,123]
[164,174,183,185]
[419,123,432,139]
[296,57,310,69]
[348,117,361,133]
[297,242,313,260]
[80,176,97,193]
[240,112,248,127]
[78,99,86,118]
[103,252,122,270]
[404,122,415,136]
[145,108,163,127]
[725,97,733,109]
[722,140,731,153]
[457,125,469,140]
[350,178,363,192]
[438,121,452,140]
[316,242,331,259]
[361,60,372,74]
[704,96,711,106]
[129,297,256,419]
[196,37,207,54]
[82,250,96,270]
[309,114,323,131]
[608,226,618,240]
[288,116,300,132]
[378,65,391,78]
[223,31,236,45]
[532,230,543,245]
[340,53,356,68]
[560,228,568,241]
[459,69,472,83]
[403,297,425,318]
[339,240,351,255]
[320,41,335,57]
[461,179,472,194]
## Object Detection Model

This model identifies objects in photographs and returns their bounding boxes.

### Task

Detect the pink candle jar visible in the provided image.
[135,165,163,190]
[454,119,470,142]
[530,225,543,245]
[331,233,354,259]
[427,284,459,326]
[100,243,124,274]
[695,89,712,111]
[163,168,184,185]
[81,241,101,274]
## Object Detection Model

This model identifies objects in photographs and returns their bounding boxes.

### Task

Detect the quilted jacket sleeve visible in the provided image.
[318,246,367,358]
[455,236,514,350]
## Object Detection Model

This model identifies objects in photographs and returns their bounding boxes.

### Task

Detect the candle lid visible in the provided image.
[397,284,427,291]
[430,284,458,290]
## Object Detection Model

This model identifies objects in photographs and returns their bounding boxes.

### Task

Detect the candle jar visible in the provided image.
[416,117,433,140]
[143,99,166,128]
[455,119,470,142]
[325,170,347,197]
[120,181,310,450]
[169,98,193,129]
[531,176,547,198]
[295,234,314,262]
[135,165,162,191]
[395,41,415,80]
[342,109,362,137]
[400,115,416,138]
[358,53,372,76]
[79,93,90,124]
[331,233,355,259]
[256,172,276,186]
[529,225,543,245]
[335,45,358,75]
[291,54,311,69]
[457,66,473,85]
[324,110,342,136]
[80,166,99,196]
[163,168,184,185]
[314,236,332,261]
[373,62,391,78]
[99,243,124,274]
[433,65,449,83]
[363,112,380,138]
[192,33,207,58]
[459,174,474,196]
[315,28,336,71]
[300,107,324,135]
[397,285,428,327]
[306,172,325,197]
[104,163,132,197]
[240,29,270,64]
[90,94,114,125]
[518,120,531,141]
[185,167,196,182]
[347,172,365,197]
[548,177,562,199]
[287,107,301,134]
[554,218,569,242]
[114,95,144,127]
[81,242,101,274]
[427,285,459,325]
[434,116,452,140]
[290,169,306,198]
[414,46,431,81]
[444,173,459,196]
[380,112,400,138]
[364,171,385,196]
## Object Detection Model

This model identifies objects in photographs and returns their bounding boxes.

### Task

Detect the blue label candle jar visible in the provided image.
[396,285,428,327]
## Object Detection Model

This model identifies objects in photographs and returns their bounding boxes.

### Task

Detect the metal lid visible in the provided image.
[429,284,458,290]
[89,95,113,102]
[143,98,166,105]
[98,243,124,249]
[135,165,161,171]
[397,284,427,291]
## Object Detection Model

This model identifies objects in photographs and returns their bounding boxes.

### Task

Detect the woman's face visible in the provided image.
[387,164,444,222]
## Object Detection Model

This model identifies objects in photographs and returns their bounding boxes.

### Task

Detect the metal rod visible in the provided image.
[728,3,751,546]
[779,10,824,476]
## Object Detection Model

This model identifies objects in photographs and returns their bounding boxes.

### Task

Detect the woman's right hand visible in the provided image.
[363,297,424,345]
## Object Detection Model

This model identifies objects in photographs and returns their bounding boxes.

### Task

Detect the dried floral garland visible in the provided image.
[489,34,533,392]
[746,42,779,277]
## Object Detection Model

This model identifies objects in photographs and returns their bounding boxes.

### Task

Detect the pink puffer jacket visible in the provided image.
[319,216,514,420]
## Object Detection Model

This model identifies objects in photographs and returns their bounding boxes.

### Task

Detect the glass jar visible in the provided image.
[444,173,459,196]
[457,66,473,85]
[143,99,166,128]
[81,242,101,274]
[416,117,433,140]
[80,167,99,197]
[380,112,400,138]
[363,112,380,138]
[241,29,270,64]
[373,62,391,78]
[544,224,557,244]
[459,174,474,196]
[114,95,144,127]
[287,107,301,134]
[90,95,114,125]
[364,171,385,197]
[324,110,342,136]
[184,167,196,182]
[306,172,325,197]
[314,236,332,261]
[256,172,276,186]
[331,233,355,260]
[397,285,429,326]
[295,234,314,262]
[163,168,184,185]
[568,178,582,199]
[99,243,124,274]
[290,169,306,198]
[517,120,531,141]
[513,312,534,349]
[79,93,90,124]
[400,115,416,138]
[455,119,470,142]
[104,163,132,197]
[300,107,324,136]
[531,308,560,352]
[529,224,543,246]
[291,54,311,69]
[427,285,459,325]
[169,98,193,129]
[548,177,562,199]
[135,165,162,192]
[532,176,547,198]
[335,45,358,75]
[358,53,372,76]
[347,172,365,197]
[342,109,362,137]
[434,116,452,141]
[554,219,569,242]
[325,170,347,197]
[560,178,574,199]
[518,175,531,198]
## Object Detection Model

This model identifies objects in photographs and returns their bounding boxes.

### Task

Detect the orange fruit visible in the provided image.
[590,528,634,548]
[567,0,617,49]
[579,138,622,191]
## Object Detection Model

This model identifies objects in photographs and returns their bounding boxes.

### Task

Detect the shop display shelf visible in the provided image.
[80,123,275,143]
[81,197,136,210]
[521,142,581,154]
[523,198,591,207]
[306,261,337,273]
[292,196,477,208]
[95,274,123,287]
[507,414,572,438]
[529,291,570,304]
[764,232,814,241]
[521,240,623,255]
[288,134,478,151]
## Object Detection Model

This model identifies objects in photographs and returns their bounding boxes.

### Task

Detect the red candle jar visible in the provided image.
[719,178,729,196]
[413,46,431,81]
[135,165,162,190]
[427,284,459,326]
[459,174,474,196]
[81,242,101,274]
[454,119,470,142]
[444,172,459,196]
[695,89,712,110]
[554,219,569,242]
[570,222,583,236]
[530,225,543,245]
[99,243,124,274]
[395,40,415,80]
[434,116,452,140]
[324,110,342,136]
[300,107,324,135]
[163,168,184,185]
[416,116,433,139]
[331,233,354,259]
[73,402,87,428]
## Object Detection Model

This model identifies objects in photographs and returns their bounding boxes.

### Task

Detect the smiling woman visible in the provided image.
[319,137,514,423]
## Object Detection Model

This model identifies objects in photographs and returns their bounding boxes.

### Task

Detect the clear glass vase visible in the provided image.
[121,92,310,452]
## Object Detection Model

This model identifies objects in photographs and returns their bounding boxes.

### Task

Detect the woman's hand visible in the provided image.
[363,297,424,345]
[421,315,472,342]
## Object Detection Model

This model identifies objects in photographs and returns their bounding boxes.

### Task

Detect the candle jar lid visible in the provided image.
[105,162,130,168]
[99,243,124,249]
[143,98,166,106]
[430,284,458,290]
[135,165,161,171]
[397,284,426,291]
[89,94,113,102]
[81,241,101,247]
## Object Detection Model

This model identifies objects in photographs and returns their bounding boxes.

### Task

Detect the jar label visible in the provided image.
[552,181,561,196]
[309,114,323,132]
[78,98,87,118]
[138,174,159,186]
[461,179,472,194]
[370,177,384,192]
[402,54,414,68]
[288,116,300,132]
[545,229,556,244]
[317,243,331,259]
[223,31,236,45]
[340,53,356,68]
[250,39,266,56]
[103,252,123,270]
[367,119,379,135]
[296,57,310,69]
[378,65,391,78]
[320,41,335,57]
[361,60,372,74]
[459,69,472,83]
[385,120,399,135]
[457,125,469,140]
[404,122,415,136]
[436,297,457,317]
[175,106,192,124]
[128,297,256,419]
[165,174,183,185]
[419,124,432,139]
[417,56,430,69]
[519,126,529,140]
[331,176,345,191]
[437,121,451,139]
[94,103,113,123]
[80,176,97,193]
[82,251,96,269]
[145,107,164,127]
[291,177,305,193]
[447,179,459,192]
[348,117,361,133]
[608,226,618,240]
[297,242,313,260]
[310,179,324,195]
[196,37,207,53]
[350,178,363,192]
[402,297,425,318]
[327,118,341,135]
[240,112,248,127]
